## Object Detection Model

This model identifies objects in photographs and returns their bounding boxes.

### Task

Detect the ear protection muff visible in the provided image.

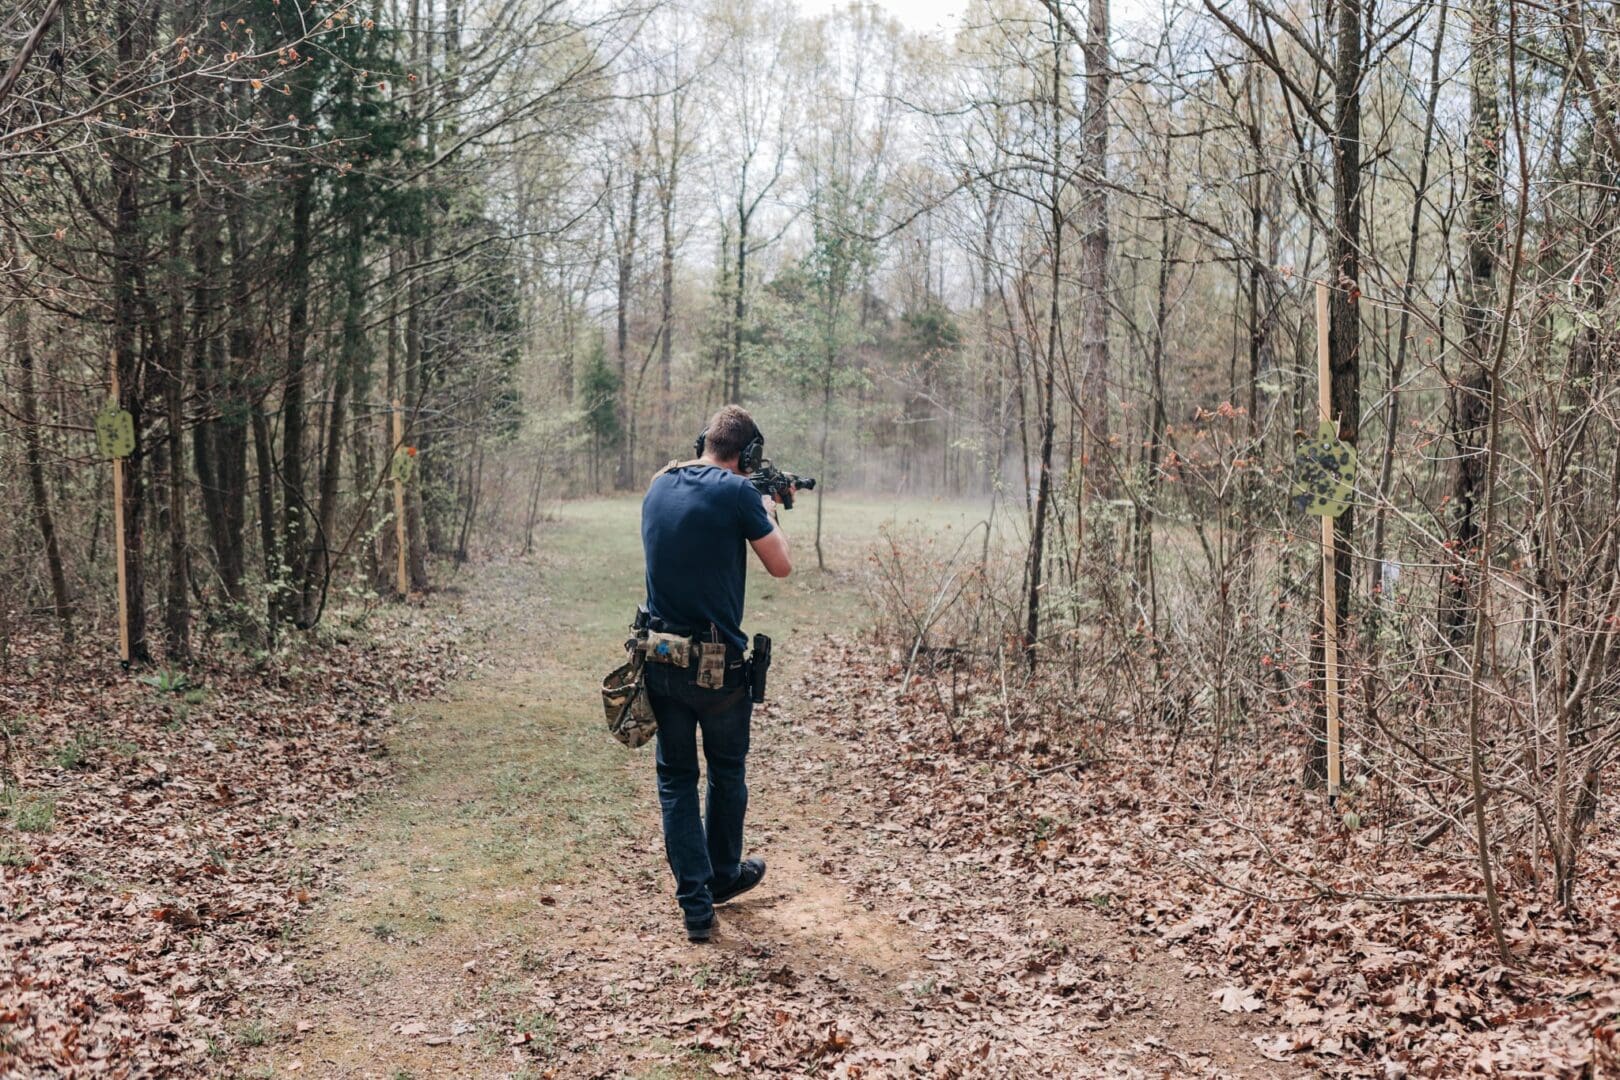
[694,422,765,474]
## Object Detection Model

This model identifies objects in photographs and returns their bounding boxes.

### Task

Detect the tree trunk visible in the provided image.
[279,165,316,626]
[1369,0,1448,602]
[616,167,642,487]
[161,131,191,659]
[404,236,430,589]
[111,3,150,662]
[1443,0,1501,649]
[1025,38,1066,672]
[252,400,279,641]
[524,456,545,555]
[454,440,483,563]
[660,180,677,401]
[379,246,404,589]
[1306,0,1364,785]
[195,188,250,608]
[1078,0,1110,492]
[731,201,750,403]
[13,299,73,639]
[815,359,832,571]
[1133,145,1171,635]
[301,216,365,626]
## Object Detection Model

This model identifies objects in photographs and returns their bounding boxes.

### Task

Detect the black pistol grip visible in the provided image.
[749,633,771,704]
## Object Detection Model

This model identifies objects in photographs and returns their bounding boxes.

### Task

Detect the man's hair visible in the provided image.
[703,405,760,462]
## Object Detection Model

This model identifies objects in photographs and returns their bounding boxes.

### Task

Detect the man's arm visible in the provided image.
[749,494,792,578]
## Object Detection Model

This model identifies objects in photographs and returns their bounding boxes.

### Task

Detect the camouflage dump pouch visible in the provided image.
[602,655,658,749]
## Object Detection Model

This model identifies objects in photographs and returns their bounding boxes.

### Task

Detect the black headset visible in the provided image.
[694,420,765,475]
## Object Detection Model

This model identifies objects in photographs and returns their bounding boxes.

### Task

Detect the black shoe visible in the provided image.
[712,858,766,906]
[686,917,715,943]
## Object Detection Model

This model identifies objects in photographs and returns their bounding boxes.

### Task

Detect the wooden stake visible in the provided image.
[392,399,409,597]
[111,358,130,666]
[1316,282,1341,802]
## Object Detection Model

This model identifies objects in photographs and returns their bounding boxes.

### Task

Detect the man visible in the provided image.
[640,404,793,942]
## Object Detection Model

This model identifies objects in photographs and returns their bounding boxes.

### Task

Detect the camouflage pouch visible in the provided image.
[642,630,692,667]
[602,654,658,749]
[695,641,726,690]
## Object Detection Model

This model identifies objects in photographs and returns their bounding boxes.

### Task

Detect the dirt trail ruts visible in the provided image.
[239,498,1299,1079]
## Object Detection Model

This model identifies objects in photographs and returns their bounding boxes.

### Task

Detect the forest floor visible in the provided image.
[231,497,1294,1080]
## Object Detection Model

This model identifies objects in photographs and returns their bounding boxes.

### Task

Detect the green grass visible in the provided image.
[236,493,988,1076]
[462,493,989,889]
[236,1018,272,1047]
[142,669,194,694]
[50,732,96,770]
[506,1010,557,1055]
[557,492,992,642]
[12,795,55,833]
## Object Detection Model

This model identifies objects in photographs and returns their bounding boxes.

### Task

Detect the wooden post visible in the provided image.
[1316,282,1341,802]
[111,358,130,666]
[392,399,409,596]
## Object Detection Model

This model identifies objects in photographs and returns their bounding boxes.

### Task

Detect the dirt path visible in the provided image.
[239,498,1299,1079]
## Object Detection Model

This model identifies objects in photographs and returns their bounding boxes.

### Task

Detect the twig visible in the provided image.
[994,757,1099,795]
[1154,827,1487,907]
[0,0,64,114]
[1459,0,1532,966]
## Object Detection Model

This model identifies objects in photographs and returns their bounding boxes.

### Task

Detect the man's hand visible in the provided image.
[762,483,799,514]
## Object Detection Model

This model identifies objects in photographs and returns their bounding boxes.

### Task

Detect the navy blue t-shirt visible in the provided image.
[642,464,775,652]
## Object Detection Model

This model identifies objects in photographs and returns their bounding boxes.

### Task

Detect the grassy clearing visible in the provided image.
[248,492,982,1077]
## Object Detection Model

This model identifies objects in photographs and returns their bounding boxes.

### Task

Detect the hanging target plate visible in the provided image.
[1291,419,1356,518]
[95,405,136,460]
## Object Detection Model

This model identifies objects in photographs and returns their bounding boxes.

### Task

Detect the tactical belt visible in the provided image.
[635,625,741,691]
[630,609,769,700]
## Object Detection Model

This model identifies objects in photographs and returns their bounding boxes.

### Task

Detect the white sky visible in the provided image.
[794,0,972,35]
[794,0,1160,38]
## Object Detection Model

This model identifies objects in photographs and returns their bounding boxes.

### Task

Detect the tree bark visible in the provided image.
[161,128,191,659]
[301,216,365,625]
[1025,35,1065,672]
[252,400,279,642]
[615,165,642,486]
[1443,0,1501,649]
[731,198,750,403]
[194,186,250,608]
[279,165,316,626]
[404,235,431,587]
[1133,130,1171,640]
[1078,0,1110,492]
[111,0,150,662]
[13,299,73,639]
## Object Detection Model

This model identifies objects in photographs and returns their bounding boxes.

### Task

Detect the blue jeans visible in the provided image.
[646,663,752,928]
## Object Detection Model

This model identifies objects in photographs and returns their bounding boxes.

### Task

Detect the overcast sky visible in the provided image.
[794,0,1160,38]
[795,0,966,34]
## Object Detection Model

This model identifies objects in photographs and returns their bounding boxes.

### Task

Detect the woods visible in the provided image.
[6,0,1620,1072]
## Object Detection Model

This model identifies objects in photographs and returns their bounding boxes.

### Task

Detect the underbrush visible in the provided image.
[805,637,1620,1075]
[0,601,467,1076]
[852,517,1620,1076]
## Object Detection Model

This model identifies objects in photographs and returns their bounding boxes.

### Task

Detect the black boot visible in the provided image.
[712,858,766,905]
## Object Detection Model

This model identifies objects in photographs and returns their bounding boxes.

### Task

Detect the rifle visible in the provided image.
[749,460,817,510]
